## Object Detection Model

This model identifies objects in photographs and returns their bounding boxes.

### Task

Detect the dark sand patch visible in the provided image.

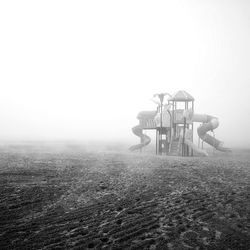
[0,150,250,249]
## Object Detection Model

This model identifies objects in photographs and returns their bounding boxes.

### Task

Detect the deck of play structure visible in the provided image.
[130,90,230,156]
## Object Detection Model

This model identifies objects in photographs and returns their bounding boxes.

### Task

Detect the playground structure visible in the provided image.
[129,90,230,156]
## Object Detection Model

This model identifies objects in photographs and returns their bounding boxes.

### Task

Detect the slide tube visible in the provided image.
[129,125,151,151]
[184,110,231,152]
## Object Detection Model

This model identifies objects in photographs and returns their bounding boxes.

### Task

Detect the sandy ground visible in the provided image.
[0,145,250,249]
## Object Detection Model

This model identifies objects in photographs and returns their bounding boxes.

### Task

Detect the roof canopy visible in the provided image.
[137,111,157,120]
[168,90,194,101]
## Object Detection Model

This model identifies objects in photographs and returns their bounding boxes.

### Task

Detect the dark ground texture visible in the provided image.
[0,147,250,249]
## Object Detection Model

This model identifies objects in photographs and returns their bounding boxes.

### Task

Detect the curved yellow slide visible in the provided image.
[129,125,151,151]
[184,110,231,152]
[129,111,156,151]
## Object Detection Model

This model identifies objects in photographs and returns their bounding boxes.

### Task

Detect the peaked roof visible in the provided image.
[168,90,194,101]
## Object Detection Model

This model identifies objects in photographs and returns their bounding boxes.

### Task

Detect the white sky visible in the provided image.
[0,1,250,147]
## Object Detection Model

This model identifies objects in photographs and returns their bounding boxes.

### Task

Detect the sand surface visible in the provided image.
[0,147,250,249]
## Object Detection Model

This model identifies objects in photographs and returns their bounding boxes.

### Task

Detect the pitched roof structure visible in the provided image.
[168,90,194,101]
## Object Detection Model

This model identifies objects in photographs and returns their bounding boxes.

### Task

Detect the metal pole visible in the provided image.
[191,101,194,156]
[159,94,164,154]
[153,92,172,155]
[182,102,186,156]
[159,94,164,155]
[156,130,158,154]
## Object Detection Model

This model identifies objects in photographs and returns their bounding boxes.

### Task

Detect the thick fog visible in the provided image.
[0,1,250,148]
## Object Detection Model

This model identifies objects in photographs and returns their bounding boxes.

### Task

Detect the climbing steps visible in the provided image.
[169,139,180,156]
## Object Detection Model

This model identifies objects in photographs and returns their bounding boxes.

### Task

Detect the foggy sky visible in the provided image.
[0,1,250,148]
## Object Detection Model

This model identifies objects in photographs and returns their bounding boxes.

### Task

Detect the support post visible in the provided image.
[182,117,186,156]
[156,129,158,155]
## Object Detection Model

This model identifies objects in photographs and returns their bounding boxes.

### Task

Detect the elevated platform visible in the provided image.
[139,119,157,129]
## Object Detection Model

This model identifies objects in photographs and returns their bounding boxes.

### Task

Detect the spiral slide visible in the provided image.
[196,116,231,152]
[129,125,151,151]
[184,111,231,152]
